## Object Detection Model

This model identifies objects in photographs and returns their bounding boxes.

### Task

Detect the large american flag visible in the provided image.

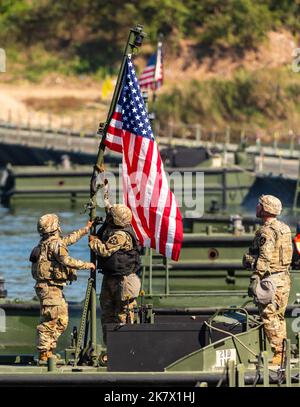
[105,56,182,261]
[139,40,163,91]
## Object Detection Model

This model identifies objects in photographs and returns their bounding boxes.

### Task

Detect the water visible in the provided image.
[0,203,105,302]
[1,201,298,302]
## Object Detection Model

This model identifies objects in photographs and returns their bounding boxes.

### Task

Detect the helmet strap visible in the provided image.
[261,211,276,222]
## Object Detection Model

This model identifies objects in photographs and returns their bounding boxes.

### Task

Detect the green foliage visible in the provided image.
[156,68,300,130]
[197,0,273,50]
[265,0,300,33]
[0,0,299,77]
[1,0,299,133]
[0,0,56,46]
[286,83,300,100]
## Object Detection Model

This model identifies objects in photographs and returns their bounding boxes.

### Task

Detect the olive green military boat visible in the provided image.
[1,224,300,387]
[0,302,299,387]
[1,24,299,388]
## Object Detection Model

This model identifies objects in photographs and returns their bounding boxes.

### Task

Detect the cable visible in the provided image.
[204,320,257,357]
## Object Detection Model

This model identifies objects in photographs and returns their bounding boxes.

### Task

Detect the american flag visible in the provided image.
[105,56,182,261]
[139,40,163,91]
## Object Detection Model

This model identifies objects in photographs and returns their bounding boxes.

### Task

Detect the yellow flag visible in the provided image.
[101,77,114,99]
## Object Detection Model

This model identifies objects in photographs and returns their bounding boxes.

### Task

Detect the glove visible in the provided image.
[67,269,77,282]
[85,220,94,230]
[248,275,259,298]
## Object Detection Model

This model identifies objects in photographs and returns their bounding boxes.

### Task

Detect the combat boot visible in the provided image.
[271,352,283,366]
[47,350,53,359]
[39,350,49,362]
[49,350,60,363]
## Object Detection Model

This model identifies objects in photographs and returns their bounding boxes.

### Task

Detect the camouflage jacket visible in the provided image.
[244,218,293,278]
[89,230,133,257]
[31,226,91,286]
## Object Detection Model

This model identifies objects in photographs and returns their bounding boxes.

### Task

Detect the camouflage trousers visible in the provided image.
[35,283,68,352]
[258,272,290,354]
[100,274,141,345]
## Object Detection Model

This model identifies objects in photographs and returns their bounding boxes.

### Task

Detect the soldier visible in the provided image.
[30,213,95,362]
[89,203,141,349]
[243,195,293,365]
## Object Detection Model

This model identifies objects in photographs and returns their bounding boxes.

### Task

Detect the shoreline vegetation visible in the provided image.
[1,1,300,138]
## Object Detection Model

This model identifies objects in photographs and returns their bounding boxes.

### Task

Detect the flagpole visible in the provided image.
[93,25,146,180]
[86,24,146,366]
[151,33,163,135]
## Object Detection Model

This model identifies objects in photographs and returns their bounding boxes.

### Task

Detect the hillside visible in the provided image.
[0,1,300,141]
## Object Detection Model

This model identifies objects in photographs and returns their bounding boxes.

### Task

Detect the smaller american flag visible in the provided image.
[139,39,163,91]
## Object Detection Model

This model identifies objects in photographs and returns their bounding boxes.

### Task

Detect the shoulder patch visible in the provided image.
[107,236,119,245]
[254,229,261,238]
[259,236,266,246]
[107,232,126,247]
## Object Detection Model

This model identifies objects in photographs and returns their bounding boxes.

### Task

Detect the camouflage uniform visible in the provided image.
[243,195,293,357]
[89,204,141,345]
[30,214,92,359]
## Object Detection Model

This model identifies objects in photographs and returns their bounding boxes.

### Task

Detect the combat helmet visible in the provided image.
[259,195,282,216]
[37,213,60,235]
[110,204,132,227]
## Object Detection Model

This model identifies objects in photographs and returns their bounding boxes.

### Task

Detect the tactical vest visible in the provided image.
[251,219,293,271]
[267,220,293,268]
[29,237,75,283]
[96,222,141,277]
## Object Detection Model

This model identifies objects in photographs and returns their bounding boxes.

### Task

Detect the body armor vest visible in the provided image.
[250,219,292,272]
[266,220,293,268]
[30,237,75,283]
[96,222,141,277]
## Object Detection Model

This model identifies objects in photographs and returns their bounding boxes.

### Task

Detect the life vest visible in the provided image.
[292,233,300,270]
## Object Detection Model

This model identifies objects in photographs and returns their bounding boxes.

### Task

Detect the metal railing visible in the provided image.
[1,118,300,158]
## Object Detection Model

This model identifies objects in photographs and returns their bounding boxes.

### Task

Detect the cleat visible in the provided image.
[99,353,108,367]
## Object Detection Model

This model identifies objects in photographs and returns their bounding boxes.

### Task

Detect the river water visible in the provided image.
[0,202,105,302]
[1,200,299,302]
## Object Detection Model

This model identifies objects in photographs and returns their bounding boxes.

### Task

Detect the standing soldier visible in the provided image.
[30,214,95,363]
[243,195,293,365]
[89,203,141,350]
